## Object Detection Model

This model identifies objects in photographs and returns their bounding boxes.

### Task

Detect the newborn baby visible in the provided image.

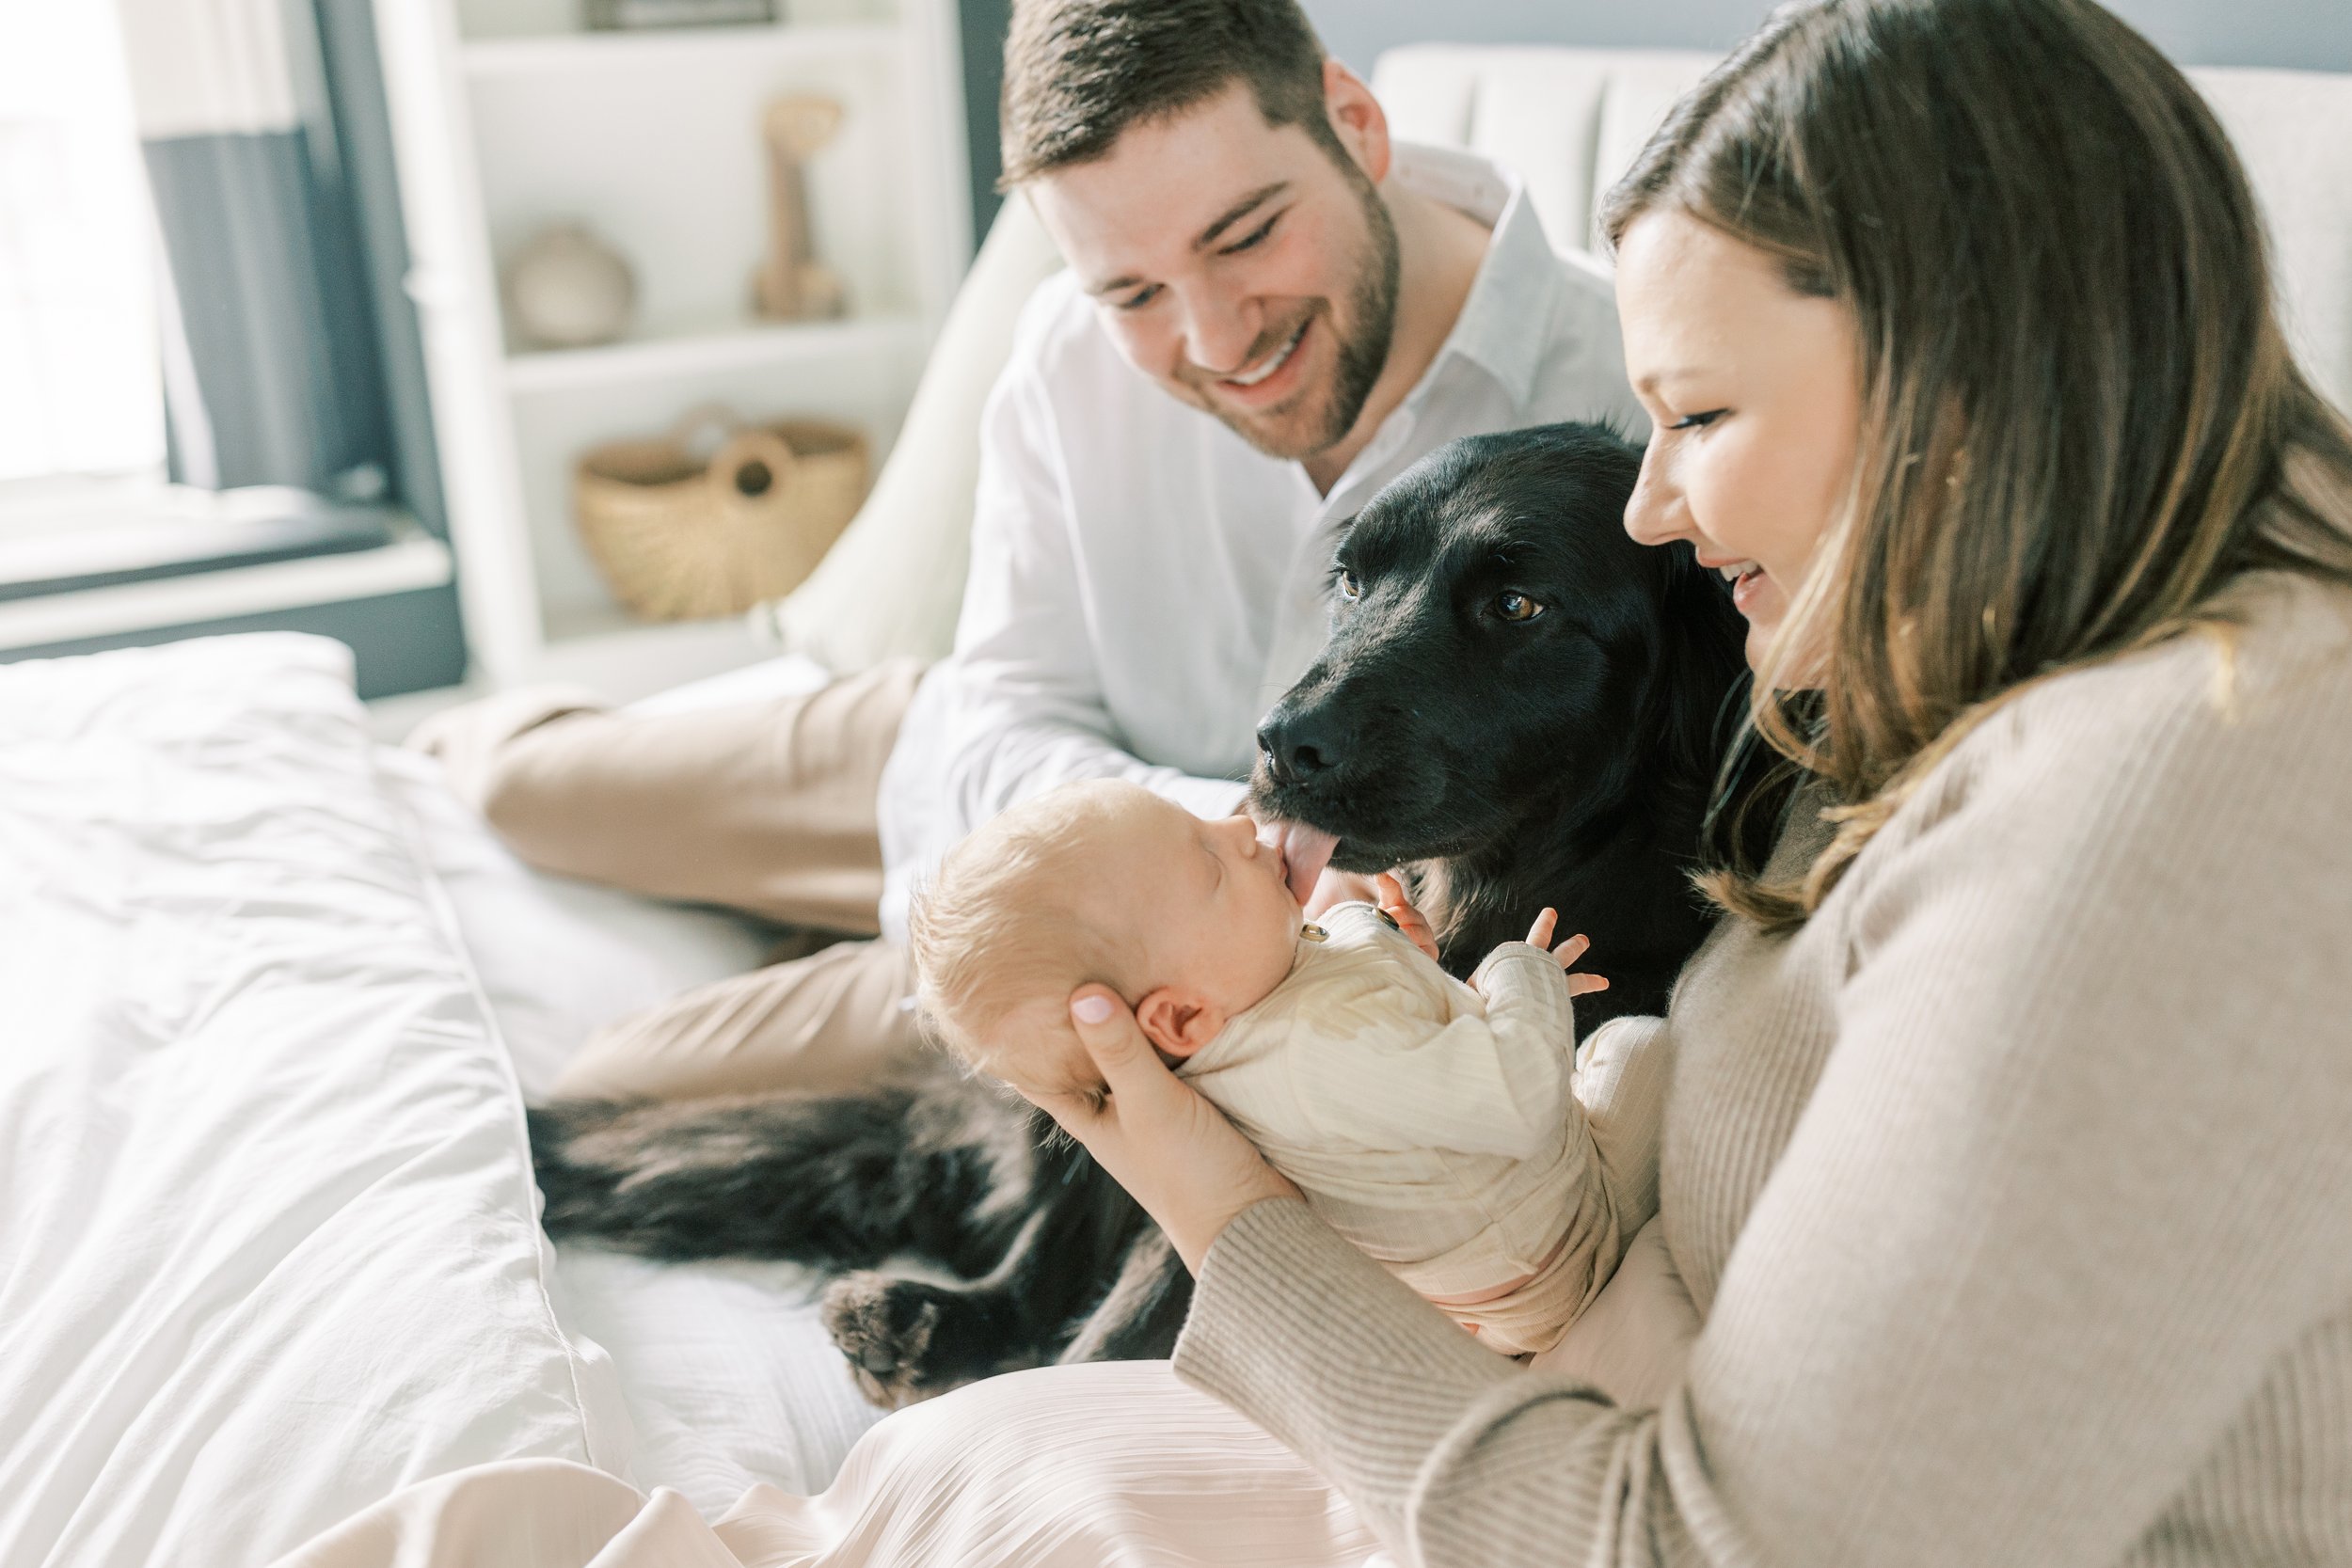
[909,777,1611,1355]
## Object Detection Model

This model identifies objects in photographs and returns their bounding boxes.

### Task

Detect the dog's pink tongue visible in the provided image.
[1268,821,1339,903]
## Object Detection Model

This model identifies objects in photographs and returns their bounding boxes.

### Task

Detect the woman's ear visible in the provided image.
[1133,987,1230,1058]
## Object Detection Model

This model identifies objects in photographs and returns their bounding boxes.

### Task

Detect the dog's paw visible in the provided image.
[821,1273,957,1410]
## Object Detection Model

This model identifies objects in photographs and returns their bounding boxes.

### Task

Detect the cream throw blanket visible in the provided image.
[266,1251,1697,1568]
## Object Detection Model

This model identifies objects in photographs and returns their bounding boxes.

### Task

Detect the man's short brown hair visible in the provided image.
[998,0,1337,188]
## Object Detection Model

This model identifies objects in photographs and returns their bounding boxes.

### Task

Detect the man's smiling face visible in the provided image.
[1028,75,1400,464]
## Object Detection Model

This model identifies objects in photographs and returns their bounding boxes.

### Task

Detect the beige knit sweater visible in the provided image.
[1174,571,2352,1567]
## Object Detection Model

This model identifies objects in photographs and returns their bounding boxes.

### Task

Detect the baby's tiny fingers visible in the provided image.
[1566,974,1612,996]
[1550,932,1591,967]
[1527,908,1559,947]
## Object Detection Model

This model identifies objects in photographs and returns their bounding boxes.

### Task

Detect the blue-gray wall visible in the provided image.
[1298,0,2352,76]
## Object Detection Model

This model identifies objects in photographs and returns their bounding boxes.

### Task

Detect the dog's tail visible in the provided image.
[527,1085,931,1265]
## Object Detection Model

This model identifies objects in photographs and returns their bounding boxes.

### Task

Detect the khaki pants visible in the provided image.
[409,659,929,1101]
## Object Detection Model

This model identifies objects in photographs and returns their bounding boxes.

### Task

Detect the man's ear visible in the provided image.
[1323,60,1391,185]
[1134,986,1230,1058]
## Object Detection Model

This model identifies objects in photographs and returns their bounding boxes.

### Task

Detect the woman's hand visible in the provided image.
[1022,987,1300,1275]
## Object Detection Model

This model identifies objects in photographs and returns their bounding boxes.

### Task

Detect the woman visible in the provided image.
[281,1,2352,1563]
[1025,0,2352,1561]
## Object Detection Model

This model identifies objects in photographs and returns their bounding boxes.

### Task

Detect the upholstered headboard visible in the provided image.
[1369,44,2352,414]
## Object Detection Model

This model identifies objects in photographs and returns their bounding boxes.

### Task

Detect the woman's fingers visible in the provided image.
[1550,931,1590,967]
[1527,907,1559,947]
[1068,985,1166,1100]
[1566,974,1612,996]
[1057,983,1299,1275]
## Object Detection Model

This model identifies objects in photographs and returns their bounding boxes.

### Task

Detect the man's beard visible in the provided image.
[1182,176,1401,463]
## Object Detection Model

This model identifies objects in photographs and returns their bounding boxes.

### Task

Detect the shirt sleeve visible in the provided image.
[917,355,1250,842]
[1176,645,2352,1567]
[1287,942,1575,1160]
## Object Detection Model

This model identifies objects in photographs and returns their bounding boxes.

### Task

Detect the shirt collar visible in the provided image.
[1385,142,1567,413]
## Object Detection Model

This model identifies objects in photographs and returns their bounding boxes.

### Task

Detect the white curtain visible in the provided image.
[0,4,166,488]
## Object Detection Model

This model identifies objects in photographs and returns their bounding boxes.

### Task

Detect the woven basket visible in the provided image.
[574,404,869,622]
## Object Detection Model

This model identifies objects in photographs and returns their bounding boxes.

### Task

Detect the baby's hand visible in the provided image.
[1375,872,1441,962]
[1473,908,1611,997]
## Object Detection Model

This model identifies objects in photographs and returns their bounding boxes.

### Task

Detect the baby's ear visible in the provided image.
[1134,987,1228,1058]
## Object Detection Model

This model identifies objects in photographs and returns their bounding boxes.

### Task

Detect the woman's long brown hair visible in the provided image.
[1600,0,2352,930]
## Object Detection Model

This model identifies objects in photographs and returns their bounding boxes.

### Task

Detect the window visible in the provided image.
[0,4,166,494]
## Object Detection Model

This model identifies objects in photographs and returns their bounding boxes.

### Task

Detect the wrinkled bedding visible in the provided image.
[0,635,629,1566]
[0,632,894,1564]
[376,742,885,1513]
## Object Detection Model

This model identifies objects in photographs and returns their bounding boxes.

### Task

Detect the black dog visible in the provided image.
[1254,422,1746,1022]
[527,422,1745,1406]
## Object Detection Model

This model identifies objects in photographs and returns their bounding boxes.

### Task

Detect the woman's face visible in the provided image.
[1615,210,1863,673]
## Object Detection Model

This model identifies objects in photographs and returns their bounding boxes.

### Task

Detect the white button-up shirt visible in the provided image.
[876,145,1645,940]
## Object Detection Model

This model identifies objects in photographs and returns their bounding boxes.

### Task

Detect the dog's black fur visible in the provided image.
[1253,423,1746,1022]
[528,422,1745,1406]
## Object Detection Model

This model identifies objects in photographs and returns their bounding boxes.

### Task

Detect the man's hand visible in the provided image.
[1022,987,1301,1275]
[1472,907,1612,997]
[1375,871,1441,962]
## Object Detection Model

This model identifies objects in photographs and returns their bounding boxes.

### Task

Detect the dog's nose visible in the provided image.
[1257,710,1342,784]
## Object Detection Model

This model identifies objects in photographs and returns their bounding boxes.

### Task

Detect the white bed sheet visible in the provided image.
[375,702,886,1517]
[0,635,629,1567]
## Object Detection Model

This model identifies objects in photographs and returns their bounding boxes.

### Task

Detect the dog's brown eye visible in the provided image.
[1337,570,1360,601]
[1495,591,1543,623]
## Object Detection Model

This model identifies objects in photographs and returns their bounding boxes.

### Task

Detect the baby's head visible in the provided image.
[908,780,1301,1104]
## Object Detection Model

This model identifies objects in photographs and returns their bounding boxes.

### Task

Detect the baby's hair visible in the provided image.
[906,779,1153,1098]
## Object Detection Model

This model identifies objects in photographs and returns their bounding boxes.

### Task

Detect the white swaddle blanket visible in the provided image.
[1175,902,1612,1354]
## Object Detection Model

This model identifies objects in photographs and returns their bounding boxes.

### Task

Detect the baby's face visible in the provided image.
[1092,792,1305,1018]
[970,788,1303,1104]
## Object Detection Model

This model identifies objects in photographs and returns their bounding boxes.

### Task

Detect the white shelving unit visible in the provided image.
[371,0,970,695]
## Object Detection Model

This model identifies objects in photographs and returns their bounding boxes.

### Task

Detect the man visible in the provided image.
[418,0,1644,1101]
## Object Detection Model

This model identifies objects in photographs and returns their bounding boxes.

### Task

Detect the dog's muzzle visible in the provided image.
[1255,701,1344,787]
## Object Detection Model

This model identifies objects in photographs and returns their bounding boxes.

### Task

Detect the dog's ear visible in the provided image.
[1134,987,1227,1058]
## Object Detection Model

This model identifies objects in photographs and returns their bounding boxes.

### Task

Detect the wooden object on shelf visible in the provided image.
[574,404,868,621]
[373,0,970,687]
[753,94,848,320]
[502,222,637,348]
